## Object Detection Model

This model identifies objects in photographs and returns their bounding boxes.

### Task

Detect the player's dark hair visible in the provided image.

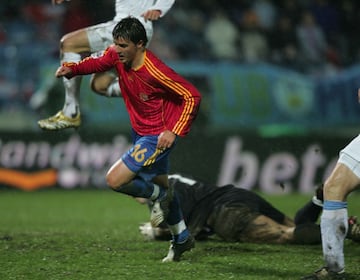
[112,17,148,46]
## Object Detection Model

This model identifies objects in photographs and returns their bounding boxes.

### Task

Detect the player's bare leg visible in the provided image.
[208,205,321,245]
[240,215,296,244]
[282,216,295,227]
[90,72,122,97]
[38,29,90,130]
[241,215,321,244]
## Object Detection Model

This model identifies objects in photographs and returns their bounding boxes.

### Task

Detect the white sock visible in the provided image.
[61,52,82,117]
[168,220,187,236]
[106,78,122,97]
[150,184,160,201]
[321,207,348,272]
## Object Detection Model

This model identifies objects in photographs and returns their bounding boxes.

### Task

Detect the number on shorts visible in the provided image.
[131,144,147,163]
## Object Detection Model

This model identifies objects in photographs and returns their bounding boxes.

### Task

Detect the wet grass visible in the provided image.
[1,189,359,280]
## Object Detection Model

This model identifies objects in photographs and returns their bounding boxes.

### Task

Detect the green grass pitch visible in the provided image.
[1,189,359,280]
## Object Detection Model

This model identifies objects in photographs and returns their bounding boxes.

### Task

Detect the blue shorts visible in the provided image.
[122,130,177,181]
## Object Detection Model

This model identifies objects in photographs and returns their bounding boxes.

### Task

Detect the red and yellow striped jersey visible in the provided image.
[67,46,201,136]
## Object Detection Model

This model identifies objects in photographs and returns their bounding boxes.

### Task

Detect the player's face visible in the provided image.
[113,37,140,67]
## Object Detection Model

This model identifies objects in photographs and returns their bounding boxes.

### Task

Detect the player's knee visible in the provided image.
[60,36,73,52]
[106,173,121,191]
[106,172,132,193]
[323,179,349,201]
[90,76,101,94]
[60,32,88,53]
[59,38,65,52]
[90,76,108,96]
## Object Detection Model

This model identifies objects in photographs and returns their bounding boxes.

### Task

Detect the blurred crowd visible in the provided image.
[1,0,360,120]
[155,0,360,76]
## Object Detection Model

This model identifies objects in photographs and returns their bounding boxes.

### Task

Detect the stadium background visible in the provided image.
[1,0,360,193]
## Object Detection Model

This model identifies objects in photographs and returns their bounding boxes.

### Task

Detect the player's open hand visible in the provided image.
[157,130,176,151]
[142,10,161,22]
[139,222,156,240]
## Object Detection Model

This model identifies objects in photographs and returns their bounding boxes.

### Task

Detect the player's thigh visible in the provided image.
[152,174,169,188]
[106,158,136,188]
[325,135,360,200]
[324,163,360,201]
[241,215,293,244]
[86,21,117,52]
[123,133,174,182]
[61,28,91,53]
[90,72,117,95]
[209,205,255,241]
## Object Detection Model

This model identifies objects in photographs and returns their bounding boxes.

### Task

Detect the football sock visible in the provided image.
[321,200,348,273]
[294,200,322,225]
[62,52,82,118]
[168,220,189,243]
[149,183,161,200]
[106,78,122,97]
[113,177,154,198]
[166,193,183,226]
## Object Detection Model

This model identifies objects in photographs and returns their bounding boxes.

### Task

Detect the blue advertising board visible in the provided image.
[27,61,360,133]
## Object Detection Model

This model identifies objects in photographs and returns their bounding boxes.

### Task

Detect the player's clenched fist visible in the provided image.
[142,10,161,22]
[55,66,72,78]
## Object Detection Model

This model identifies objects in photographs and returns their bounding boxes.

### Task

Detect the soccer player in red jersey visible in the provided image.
[55,17,201,262]
[35,0,175,131]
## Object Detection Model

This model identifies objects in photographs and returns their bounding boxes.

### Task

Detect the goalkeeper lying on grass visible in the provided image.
[138,174,360,244]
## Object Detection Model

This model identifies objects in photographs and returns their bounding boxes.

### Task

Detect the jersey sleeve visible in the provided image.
[170,82,201,136]
[66,46,118,77]
[145,56,202,136]
[164,74,201,136]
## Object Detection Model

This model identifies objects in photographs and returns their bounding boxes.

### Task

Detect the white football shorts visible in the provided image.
[338,134,360,178]
[86,18,153,53]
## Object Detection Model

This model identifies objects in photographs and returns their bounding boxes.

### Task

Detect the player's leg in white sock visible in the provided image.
[321,201,348,273]
[61,52,82,118]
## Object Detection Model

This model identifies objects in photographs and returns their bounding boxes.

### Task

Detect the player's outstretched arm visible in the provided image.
[55,66,73,79]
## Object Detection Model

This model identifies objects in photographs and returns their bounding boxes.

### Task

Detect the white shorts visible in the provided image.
[338,134,360,178]
[86,18,153,53]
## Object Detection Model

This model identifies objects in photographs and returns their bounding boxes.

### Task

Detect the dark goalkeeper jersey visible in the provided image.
[169,174,286,237]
